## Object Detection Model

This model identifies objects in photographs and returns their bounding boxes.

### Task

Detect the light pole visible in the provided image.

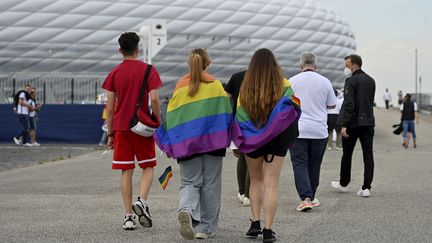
[415,49,418,102]
[419,76,422,110]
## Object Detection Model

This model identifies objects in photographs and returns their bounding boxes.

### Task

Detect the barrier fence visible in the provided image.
[0,73,106,104]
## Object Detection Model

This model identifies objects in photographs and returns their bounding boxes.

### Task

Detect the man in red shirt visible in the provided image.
[102,32,162,230]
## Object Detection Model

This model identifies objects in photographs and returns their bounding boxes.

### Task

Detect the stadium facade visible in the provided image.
[0,0,356,103]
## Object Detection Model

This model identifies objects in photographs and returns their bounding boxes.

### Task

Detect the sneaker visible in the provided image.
[245,220,262,238]
[357,189,371,197]
[335,147,342,151]
[296,198,313,212]
[195,232,216,239]
[13,137,21,145]
[24,143,32,147]
[32,142,40,146]
[122,214,137,230]
[178,209,195,240]
[327,146,332,151]
[243,197,250,206]
[237,192,245,203]
[311,198,320,207]
[262,228,276,243]
[132,197,152,228]
[331,181,349,192]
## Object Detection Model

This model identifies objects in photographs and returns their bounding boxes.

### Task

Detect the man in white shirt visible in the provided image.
[289,53,337,212]
[14,84,33,146]
[383,88,392,111]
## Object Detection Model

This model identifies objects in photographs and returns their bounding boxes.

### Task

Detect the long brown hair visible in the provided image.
[240,48,284,127]
[188,48,211,96]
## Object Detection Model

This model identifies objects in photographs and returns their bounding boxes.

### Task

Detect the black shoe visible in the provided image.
[262,228,276,243]
[246,220,262,238]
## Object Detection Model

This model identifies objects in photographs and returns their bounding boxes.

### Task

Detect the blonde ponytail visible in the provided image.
[188,53,203,96]
[187,48,211,97]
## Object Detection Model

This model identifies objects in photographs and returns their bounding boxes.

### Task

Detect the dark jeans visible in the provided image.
[236,152,250,197]
[17,114,30,144]
[385,100,389,110]
[340,126,374,190]
[290,138,327,200]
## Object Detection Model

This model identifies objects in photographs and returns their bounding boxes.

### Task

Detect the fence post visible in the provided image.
[12,78,16,97]
[71,78,74,104]
[43,82,46,104]
[95,81,98,104]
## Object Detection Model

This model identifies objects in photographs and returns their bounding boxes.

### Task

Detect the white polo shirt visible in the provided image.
[290,70,337,139]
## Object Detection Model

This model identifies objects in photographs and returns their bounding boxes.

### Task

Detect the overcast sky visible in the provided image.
[316,0,432,105]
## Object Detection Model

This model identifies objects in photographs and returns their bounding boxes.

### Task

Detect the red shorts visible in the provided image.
[112,131,157,170]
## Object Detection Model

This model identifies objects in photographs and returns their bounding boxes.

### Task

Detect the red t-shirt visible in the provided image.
[102,60,162,131]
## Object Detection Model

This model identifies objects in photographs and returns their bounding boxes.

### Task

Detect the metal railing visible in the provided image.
[0,73,106,104]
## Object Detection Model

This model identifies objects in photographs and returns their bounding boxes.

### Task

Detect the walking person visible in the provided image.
[331,54,376,197]
[155,48,232,240]
[333,91,345,150]
[383,88,392,111]
[327,88,341,151]
[13,84,33,146]
[102,32,162,230]
[231,49,300,242]
[29,88,42,146]
[226,70,251,207]
[289,53,337,212]
[400,93,419,148]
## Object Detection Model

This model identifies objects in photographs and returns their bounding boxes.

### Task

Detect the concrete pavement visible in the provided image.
[0,108,431,242]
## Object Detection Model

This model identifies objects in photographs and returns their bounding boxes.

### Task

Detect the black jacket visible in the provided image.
[341,69,376,128]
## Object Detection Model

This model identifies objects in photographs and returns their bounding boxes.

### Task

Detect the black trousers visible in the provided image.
[385,100,389,110]
[340,126,374,190]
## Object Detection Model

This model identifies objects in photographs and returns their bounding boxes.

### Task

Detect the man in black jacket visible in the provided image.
[331,54,376,197]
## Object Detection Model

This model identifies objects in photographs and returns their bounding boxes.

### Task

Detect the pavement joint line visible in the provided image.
[0,146,96,150]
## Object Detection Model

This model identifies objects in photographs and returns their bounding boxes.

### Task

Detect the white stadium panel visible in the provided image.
[0,0,356,98]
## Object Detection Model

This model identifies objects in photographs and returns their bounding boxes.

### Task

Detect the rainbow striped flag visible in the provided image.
[158,165,173,190]
[155,73,232,159]
[231,79,301,153]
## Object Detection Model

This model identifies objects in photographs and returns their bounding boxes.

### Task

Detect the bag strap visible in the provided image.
[135,64,153,113]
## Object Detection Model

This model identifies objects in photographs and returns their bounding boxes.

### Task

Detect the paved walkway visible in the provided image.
[1,108,431,242]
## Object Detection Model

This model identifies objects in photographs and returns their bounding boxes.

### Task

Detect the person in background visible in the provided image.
[397,90,403,107]
[327,88,340,151]
[383,88,392,111]
[13,84,33,146]
[99,105,108,146]
[331,54,376,198]
[29,88,42,146]
[400,93,419,148]
[333,90,344,150]
[225,70,251,207]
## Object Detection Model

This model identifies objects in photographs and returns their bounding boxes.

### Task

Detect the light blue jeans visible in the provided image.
[178,155,222,234]
[402,120,416,140]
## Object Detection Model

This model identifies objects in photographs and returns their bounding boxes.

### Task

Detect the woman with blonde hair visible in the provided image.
[232,48,300,243]
[155,48,232,240]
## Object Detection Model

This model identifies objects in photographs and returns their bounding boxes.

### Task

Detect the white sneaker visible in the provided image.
[335,147,342,151]
[327,147,332,151]
[13,137,21,145]
[195,232,216,239]
[123,214,137,230]
[178,209,195,240]
[237,193,245,203]
[132,197,152,228]
[311,198,320,207]
[24,143,33,147]
[32,142,40,146]
[357,189,371,197]
[331,181,349,192]
[243,197,250,206]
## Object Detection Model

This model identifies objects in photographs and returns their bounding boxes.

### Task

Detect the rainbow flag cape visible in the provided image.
[155,73,232,159]
[231,79,301,153]
[159,165,173,190]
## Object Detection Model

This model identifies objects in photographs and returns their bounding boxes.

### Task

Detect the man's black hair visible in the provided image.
[406,93,412,100]
[344,54,362,68]
[118,32,139,56]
